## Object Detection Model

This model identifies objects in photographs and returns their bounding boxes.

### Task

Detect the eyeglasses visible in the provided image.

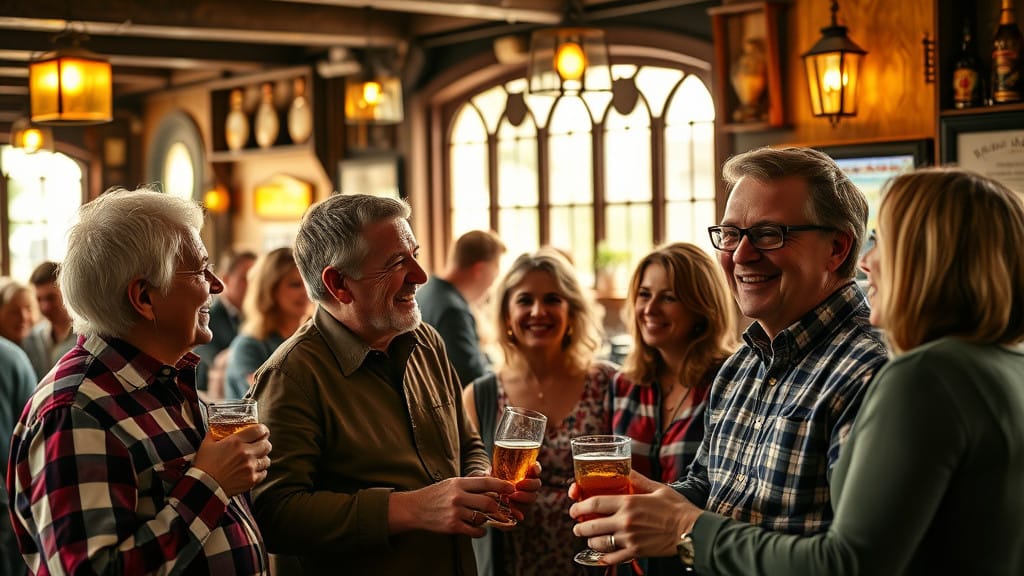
[707,224,834,252]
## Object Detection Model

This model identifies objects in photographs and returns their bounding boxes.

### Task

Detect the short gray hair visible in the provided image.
[294,193,411,302]
[722,146,868,279]
[61,186,205,338]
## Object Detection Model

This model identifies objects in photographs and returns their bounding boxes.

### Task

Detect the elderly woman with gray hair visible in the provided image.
[6,186,272,575]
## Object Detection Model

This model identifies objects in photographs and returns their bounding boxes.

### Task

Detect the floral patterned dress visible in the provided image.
[495,361,618,576]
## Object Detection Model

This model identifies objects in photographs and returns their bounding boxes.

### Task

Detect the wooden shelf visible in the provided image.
[209,142,313,164]
[939,101,1024,117]
[208,66,315,156]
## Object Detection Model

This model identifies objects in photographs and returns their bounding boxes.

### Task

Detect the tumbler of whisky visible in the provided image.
[207,398,259,441]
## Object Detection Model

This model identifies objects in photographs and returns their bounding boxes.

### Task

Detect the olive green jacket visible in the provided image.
[250,306,490,575]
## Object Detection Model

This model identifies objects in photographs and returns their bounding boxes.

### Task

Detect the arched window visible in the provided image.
[447,61,716,294]
[1,147,84,279]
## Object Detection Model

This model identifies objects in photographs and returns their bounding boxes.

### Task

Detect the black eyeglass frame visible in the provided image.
[707,224,835,252]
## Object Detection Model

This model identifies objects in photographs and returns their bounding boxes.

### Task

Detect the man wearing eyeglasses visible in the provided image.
[568,147,889,571]
[683,146,889,528]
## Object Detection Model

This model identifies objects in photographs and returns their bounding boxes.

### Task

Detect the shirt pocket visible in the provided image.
[426,400,458,461]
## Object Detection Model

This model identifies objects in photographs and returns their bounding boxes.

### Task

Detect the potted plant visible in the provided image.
[594,241,630,296]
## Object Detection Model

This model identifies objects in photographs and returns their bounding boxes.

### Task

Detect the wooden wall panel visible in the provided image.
[735,0,936,151]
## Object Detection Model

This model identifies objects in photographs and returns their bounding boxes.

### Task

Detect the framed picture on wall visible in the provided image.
[940,112,1024,195]
[337,155,403,199]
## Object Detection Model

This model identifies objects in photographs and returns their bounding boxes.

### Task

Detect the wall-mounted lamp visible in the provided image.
[29,30,112,125]
[802,0,866,126]
[527,0,611,97]
[10,117,54,153]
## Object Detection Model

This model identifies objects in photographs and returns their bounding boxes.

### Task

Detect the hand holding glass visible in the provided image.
[207,398,259,441]
[486,406,547,527]
[571,434,632,566]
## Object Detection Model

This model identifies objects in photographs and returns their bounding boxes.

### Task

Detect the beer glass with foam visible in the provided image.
[485,406,547,527]
[571,434,631,566]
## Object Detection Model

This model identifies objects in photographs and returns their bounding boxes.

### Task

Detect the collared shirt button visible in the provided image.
[432,471,442,481]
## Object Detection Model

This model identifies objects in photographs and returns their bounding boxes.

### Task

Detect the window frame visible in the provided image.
[414,28,721,276]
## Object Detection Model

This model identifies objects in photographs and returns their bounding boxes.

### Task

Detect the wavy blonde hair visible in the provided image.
[494,248,603,373]
[240,247,298,340]
[621,243,738,387]
[878,168,1024,353]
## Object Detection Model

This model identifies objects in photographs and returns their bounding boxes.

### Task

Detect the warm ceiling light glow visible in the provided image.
[554,41,586,81]
[362,80,383,105]
[10,117,54,154]
[29,43,113,125]
[527,27,611,96]
[345,75,403,124]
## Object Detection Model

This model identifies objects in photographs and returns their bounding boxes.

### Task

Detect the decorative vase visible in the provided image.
[254,82,279,148]
[730,38,768,123]
[287,76,313,144]
[224,88,249,151]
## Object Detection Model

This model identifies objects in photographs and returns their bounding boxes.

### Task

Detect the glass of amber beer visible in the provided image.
[485,406,547,527]
[207,398,259,441]
[571,434,631,566]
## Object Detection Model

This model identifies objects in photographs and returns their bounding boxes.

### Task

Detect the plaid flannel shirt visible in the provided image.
[673,282,888,535]
[6,335,267,575]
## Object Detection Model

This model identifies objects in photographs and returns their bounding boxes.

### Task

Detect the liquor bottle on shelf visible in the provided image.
[992,0,1023,103]
[953,20,982,109]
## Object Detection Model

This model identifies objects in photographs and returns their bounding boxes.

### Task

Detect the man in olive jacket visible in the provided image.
[250,194,539,575]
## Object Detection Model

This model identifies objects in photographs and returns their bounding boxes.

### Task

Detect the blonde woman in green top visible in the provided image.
[570,167,1024,575]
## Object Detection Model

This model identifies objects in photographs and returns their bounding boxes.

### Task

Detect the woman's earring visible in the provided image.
[506,328,516,342]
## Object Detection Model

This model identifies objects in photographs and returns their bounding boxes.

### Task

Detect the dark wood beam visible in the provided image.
[0,0,408,47]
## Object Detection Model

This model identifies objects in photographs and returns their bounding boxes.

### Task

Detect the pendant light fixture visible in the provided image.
[344,8,403,124]
[29,28,112,125]
[10,117,55,154]
[527,0,612,97]
[802,0,867,126]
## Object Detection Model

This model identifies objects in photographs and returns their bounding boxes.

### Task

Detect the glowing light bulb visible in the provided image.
[21,129,44,153]
[554,41,586,82]
[362,81,383,105]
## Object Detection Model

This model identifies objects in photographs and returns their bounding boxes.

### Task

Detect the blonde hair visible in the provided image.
[494,248,603,373]
[878,168,1024,352]
[240,247,298,340]
[621,243,738,387]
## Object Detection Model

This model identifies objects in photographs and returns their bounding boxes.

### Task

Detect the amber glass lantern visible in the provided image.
[10,117,54,154]
[344,73,404,124]
[802,0,866,126]
[527,26,612,96]
[29,42,112,125]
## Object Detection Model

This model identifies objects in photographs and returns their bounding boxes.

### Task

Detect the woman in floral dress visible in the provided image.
[464,248,617,576]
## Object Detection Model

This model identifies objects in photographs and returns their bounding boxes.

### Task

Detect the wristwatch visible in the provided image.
[677,532,695,567]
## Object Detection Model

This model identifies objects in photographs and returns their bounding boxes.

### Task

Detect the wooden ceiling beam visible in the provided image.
[275,0,563,25]
[0,0,407,48]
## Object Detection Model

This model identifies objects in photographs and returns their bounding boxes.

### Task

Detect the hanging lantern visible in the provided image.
[527,26,611,96]
[10,117,55,153]
[29,35,113,125]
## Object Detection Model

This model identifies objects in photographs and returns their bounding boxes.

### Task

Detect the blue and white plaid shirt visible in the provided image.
[674,282,888,535]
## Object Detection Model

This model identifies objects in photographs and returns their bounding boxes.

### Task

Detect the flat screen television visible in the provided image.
[816,139,933,278]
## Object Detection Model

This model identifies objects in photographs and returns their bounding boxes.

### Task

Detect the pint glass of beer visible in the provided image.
[486,406,547,527]
[207,398,259,441]
[571,434,631,566]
